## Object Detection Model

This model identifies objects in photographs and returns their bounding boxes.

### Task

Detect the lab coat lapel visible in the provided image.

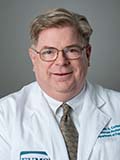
[77,82,111,160]
[27,83,69,160]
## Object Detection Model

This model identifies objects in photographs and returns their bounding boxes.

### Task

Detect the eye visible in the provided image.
[68,47,81,53]
[41,48,54,55]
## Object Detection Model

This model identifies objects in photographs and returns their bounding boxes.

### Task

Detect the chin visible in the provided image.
[54,84,77,94]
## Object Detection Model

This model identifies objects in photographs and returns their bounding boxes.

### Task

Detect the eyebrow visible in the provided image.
[40,44,81,50]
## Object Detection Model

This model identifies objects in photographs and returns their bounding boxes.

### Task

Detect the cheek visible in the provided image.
[74,59,88,78]
[34,62,51,81]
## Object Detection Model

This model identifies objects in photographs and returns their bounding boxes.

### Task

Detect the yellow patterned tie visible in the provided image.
[60,103,78,160]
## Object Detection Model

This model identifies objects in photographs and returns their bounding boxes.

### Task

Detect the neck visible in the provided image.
[41,83,85,102]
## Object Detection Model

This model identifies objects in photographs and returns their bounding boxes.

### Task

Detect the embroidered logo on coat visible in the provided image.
[20,151,50,160]
[98,125,120,138]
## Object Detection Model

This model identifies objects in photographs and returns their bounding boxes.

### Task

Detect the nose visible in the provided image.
[54,51,70,66]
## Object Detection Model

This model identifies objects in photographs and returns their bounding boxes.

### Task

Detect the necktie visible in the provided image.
[60,103,78,160]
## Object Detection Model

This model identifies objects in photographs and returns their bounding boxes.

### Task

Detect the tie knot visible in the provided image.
[62,103,71,115]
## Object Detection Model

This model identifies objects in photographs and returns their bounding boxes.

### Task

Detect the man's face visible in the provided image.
[29,26,91,101]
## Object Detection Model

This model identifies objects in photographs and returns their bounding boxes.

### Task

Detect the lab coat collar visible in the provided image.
[77,81,111,160]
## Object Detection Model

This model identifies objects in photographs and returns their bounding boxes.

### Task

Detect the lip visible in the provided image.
[53,72,73,76]
[52,72,73,81]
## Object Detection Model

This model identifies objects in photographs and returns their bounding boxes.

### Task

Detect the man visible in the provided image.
[0,8,120,160]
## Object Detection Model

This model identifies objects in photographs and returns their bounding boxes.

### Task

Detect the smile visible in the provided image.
[52,72,73,82]
[53,72,73,76]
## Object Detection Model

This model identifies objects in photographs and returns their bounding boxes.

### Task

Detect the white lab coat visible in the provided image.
[0,81,120,160]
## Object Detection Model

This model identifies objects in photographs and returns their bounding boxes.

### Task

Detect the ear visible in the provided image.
[28,48,37,64]
[29,48,39,72]
[86,44,91,66]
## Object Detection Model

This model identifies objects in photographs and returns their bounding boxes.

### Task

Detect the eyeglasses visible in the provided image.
[31,44,86,62]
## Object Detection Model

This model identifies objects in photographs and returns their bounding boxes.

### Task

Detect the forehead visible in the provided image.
[36,26,80,48]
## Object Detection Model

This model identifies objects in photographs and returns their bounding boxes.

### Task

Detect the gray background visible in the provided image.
[0,0,120,98]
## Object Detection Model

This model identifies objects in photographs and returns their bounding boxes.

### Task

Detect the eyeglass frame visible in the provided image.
[30,44,87,62]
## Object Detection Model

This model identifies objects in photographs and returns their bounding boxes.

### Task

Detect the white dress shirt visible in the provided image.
[42,84,86,131]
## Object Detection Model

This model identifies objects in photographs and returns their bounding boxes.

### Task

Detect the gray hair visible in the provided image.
[30,8,93,45]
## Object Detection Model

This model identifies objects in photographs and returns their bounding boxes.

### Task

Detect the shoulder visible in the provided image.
[0,82,36,101]
[95,83,120,104]
[87,81,120,119]
[87,81,120,102]
[86,81,120,112]
[0,81,44,134]
[0,81,42,112]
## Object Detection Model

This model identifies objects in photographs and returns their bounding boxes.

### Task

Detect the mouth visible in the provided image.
[51,71,73,82]
[53,72,73,76]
